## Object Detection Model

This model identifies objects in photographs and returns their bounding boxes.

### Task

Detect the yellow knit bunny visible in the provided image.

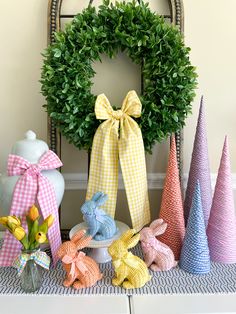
[108,229,151,289]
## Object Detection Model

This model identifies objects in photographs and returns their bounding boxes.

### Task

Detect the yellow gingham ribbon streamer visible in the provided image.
[86,90,150,231]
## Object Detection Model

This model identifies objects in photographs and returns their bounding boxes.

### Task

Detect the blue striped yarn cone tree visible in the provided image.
[180,181,210,274]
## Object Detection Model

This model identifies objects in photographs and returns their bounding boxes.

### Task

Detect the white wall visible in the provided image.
[0,0,236,228]
[183,0,236,172]
[0,0,48,171]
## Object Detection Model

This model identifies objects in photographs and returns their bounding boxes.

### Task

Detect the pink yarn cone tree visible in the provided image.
[158,136,185,260]
[184,96,212,227]
[207,136,236,264]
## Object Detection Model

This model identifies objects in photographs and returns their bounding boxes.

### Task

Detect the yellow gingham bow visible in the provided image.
[86,90,150,231]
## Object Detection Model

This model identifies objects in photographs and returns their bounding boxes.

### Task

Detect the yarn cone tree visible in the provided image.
[180,181,211,274]
[158,136,185,260]
[207,136,236,264]
[184,96,212,227]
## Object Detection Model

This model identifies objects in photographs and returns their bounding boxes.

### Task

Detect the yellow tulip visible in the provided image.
[44,214,54,228]
[13,226,26,241]
[35,232,47,244]
[28,205,39,221]
[0,216,8,226]
[7,216,21,226]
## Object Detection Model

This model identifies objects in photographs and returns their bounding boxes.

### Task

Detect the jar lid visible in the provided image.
[11,130,49,164]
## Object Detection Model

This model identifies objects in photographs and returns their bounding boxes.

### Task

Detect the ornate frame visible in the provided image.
[47,0,184,238]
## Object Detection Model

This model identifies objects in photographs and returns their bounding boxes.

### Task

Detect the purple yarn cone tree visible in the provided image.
[207,136,236,264]
[184,96,212,227]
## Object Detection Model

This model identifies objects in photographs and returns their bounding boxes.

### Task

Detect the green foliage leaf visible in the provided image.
[28,220,39,249]
[53,48,61,58]
[41,0,197,153]
[39,222,48,234]
[26,216,33,233]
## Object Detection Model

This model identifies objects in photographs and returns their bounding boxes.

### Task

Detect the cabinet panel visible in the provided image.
[131,294,236,314]
[0,295,130,314]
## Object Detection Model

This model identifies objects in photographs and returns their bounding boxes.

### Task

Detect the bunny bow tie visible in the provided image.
[94,208,106,223]
[0,150,62,267]
[86,90,150,231]
[62,252,88,277]
[113,252,139,269]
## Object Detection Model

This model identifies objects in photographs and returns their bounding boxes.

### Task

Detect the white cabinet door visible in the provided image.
[130,294,236,314]
[0,295,130,314]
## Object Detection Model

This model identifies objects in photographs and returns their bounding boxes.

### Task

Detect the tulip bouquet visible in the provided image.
[0,205,54,250]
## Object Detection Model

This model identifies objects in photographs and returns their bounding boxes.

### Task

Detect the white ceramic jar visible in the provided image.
[0,130,65,216]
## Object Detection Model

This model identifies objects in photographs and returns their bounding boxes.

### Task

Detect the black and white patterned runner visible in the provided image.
[1,240,236,295]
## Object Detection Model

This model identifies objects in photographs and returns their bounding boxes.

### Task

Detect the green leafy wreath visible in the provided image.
[41,0,197,153]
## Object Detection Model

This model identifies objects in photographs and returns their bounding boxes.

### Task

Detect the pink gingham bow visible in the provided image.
[0,150,63,267]
[62,252,88,278]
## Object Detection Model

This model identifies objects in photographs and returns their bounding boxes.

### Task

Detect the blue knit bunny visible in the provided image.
[81,192,117,241]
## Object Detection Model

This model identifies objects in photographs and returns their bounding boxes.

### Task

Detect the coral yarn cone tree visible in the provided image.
[207,136,236,264]
[180,181,211,274]
[184,96,212,226]
[158,136,185,260]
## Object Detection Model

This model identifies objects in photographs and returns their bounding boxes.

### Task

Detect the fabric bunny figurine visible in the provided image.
[140,218,177,271]
[57,229,102,289]
[81,192,117,240]
[108,229,151,289]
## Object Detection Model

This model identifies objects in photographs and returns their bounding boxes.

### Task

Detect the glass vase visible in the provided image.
[20,249,43,293]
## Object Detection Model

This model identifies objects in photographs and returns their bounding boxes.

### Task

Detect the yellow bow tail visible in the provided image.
[86,90,150,231]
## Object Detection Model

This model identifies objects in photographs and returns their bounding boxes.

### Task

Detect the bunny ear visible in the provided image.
[71,229,86,243]
[120,229,140,248]
[120,229,136,242]
[150,218,164,229]
[91,192,108,207]
[91,192,103,202]
[150,219,167,236]
[76,235,92,250]
[126,233,140,249]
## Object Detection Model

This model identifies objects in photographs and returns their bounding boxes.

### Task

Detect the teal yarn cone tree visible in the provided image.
[180,181,211,274]
[184,97,212,226]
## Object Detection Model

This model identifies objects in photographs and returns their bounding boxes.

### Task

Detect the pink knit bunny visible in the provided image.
[140,219,177,271]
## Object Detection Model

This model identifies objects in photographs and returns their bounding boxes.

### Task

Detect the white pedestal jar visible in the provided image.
[0,130,65,216]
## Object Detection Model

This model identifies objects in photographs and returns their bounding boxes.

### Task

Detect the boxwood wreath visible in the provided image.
[41,0,197,153]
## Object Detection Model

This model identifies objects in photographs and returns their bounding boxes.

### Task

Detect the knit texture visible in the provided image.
[57,230,102,289]
[108,229,151,289]
[180,181,211,274]
[140,219,177,271]
[207,136,236,264]
[158,136,185,260]
[81,192,117,240]
[184,96,212,226]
